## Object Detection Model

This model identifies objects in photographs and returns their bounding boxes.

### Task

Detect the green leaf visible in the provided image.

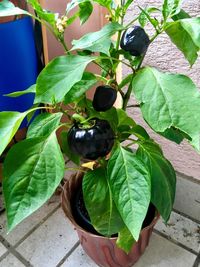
[3,132,65,231]
[132,67,200,150]
[162,0,182,20]
[0,0,29,17]
[35,55,96,104]
[165,18,200,65]
[27,112,62,138]
[138,7,159,29]
[83,167,124,236]
[60,131,80,165]
[4,85,36,98]
[66,0,90,13]
[172,9,190,21]
[119,74,132,89]
[27,0,57,26]
[137,140,176,221]
[139,7,160,27]
[0,112,26,156]
[116,227,135,254]
[71,22,123,55]
[158,127,186,144]
[107,145,151,241]
[116,109,136,128]
[93,0,113,9]
[64,72,97,104]
[128,125,150,140]
[79,1,93,25]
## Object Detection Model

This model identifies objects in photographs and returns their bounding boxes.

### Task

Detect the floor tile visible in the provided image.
[155,211,200,253]
[0,241,7,257]
[61,246,97,267]
[0,195,59,246]
[174,174,200,222]
[17,208,78,267]
[0,253,25,267]
[134,233,196,267]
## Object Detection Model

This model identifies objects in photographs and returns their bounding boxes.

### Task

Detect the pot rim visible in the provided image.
[61,180,160,240]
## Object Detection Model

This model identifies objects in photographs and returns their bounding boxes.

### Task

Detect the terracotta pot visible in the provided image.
[61,172,160,267]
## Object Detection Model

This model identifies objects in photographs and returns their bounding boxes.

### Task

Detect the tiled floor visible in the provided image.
[0,183,200,267]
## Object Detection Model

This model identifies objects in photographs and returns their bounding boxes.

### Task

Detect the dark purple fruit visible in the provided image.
[92,86,117,112]
[120,26,150,56]
[67,119,115,160]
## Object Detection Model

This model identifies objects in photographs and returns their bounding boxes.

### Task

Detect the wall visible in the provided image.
[123,0,200,181]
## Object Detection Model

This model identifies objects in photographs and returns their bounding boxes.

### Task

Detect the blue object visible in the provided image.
[0,16,39,127]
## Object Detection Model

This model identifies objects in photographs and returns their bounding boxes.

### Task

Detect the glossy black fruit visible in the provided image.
[67,119,115,160]
[92,86,117,112]
[120,26,150,56]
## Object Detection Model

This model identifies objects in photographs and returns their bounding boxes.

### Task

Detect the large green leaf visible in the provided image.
[83,167,124,236]
[137,140,176,222]
[132,67,200,150]
[116,227,135,254]
[0,0,29,17]
[64,72,97,104]
[35,55,96,104]
[165,18,200,65]
[0,112,26,156]
[27,112,63,138]
[3,132,65,231]
[172,9,190,21]
[107,145,151,241]
[71,23,123,55]
[79,1,93,25]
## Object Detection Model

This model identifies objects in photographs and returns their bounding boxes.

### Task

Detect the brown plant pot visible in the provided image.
[61,172,160,267]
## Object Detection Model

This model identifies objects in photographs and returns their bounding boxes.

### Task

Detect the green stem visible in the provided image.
[99,56,132,69]
[125,16,139,29]
[123,77,134,110]
[95,74,109,83]
[59,36,71,55]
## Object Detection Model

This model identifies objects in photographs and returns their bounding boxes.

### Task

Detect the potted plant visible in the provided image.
[0,0,200,266]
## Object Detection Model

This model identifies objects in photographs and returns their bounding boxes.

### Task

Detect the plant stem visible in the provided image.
[125,16,139,29]
[127,104,140,108]
[59,36,71,55]
[123,77,134,110]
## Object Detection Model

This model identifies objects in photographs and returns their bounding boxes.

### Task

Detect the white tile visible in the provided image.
[61,246,97,267]
[0,242,7,257]
[174,174,200,222]
[0,253,25,267]
[17,208,78,267]
[134,233,196,267]
[0,195,59,246]
[155,211,200,253]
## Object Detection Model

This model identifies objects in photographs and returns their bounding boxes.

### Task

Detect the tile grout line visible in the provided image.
[176,170,200,185]
[153,229,198,256]
[0,235,33,267]
[0,203,60,265]
[192,254,200,267]
[13,203,61,248]
[172,208,200,225]
[55,241,80,267]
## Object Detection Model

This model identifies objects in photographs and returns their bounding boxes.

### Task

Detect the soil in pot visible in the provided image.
[72,185,156,236]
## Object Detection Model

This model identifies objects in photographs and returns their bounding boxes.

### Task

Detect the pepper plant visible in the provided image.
[0,0,200,253]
